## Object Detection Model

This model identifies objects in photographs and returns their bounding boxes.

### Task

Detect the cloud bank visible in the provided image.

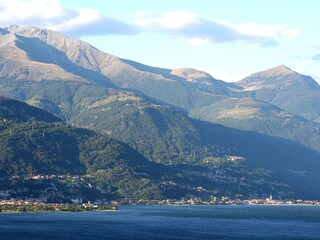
[0,0,299,46]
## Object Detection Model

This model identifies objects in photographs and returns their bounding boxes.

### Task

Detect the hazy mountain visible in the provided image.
[236,65,320,122]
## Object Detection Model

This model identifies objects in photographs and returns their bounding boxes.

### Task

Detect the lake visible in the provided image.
[1,205,320,239]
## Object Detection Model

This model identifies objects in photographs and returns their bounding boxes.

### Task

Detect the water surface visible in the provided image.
[1,205,320,240]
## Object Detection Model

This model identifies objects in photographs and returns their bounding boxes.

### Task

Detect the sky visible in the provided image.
[1,0,320,82]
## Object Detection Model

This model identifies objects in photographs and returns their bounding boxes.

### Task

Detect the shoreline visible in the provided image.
[0,203,118,213]
[0,209,118,214]
[1,203,320,214]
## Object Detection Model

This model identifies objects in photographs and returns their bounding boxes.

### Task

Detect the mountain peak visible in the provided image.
[237,65,319,91]
[4,25,53,42]
[5,25,45,33]
[247,65,297,80]
[263,64,296,76]
[238,65,298,86]
[274,64,291,70]
[5,24,20,32]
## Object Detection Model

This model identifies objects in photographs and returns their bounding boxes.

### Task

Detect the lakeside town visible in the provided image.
[1,194,320,213]
[1,174,320,210]
[115,195,320,206]
[0,199,117,213]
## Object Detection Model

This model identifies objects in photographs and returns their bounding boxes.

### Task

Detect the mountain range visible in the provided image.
[1,25,320,200]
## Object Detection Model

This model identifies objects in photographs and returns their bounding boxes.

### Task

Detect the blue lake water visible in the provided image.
[1,205,320,240]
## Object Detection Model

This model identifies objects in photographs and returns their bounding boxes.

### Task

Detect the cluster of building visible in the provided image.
[0,199,44,205]
[2,175,320,207]
[100,195,320,206]
[1,195,320,207]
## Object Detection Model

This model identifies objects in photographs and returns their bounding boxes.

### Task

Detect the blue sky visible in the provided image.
[1,0,320,82]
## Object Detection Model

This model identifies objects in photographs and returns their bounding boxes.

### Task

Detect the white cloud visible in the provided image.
[133,11,299,47]
[187,37,209,46]
[49,8,101,32]
[219,21,300,40]
[134,11,199,30]
[0,0,137,36]
[0,0,67,24]
[0,2,300,45]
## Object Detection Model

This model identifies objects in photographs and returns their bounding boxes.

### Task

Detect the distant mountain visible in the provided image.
[0,25,237,110]
[238,65,319,90]
[1,26,320,150]
[0,30,83,83]
[2,26,320,124]
[2,26,320,200]
[236,65,320,122]
[188,66,320,152]
[190,97,320,153]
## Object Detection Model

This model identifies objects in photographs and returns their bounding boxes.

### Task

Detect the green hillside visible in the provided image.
[190,97,320,153]
[70,91,206,164]
[0,96,61,123]
[2,97,320,200]
[68,91,320,199]
[0,98,188,200]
